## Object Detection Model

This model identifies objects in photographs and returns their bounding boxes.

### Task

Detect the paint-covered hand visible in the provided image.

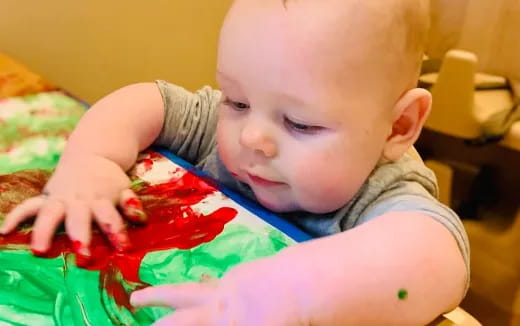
[0,154,146,258]
[130,255,309,326]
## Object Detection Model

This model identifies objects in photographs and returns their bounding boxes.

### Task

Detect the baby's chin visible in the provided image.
[252,191,298,213]
[287,198,350,215]
[253,189,349,214]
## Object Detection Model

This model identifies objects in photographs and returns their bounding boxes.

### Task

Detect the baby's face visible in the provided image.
[216,0,395,213]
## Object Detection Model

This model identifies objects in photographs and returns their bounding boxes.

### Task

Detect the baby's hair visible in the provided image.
[281,0,429,83]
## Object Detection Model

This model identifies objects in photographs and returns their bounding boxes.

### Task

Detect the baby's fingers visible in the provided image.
[30,199,66,253]
[0,196,46,235]
[151,306,214,326]
[92,199,131,252]
[119,189,147,223]
[131,283,216,308]
[65,200,92,266]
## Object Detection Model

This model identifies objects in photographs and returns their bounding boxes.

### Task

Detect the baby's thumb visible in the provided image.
[119,189,147,223]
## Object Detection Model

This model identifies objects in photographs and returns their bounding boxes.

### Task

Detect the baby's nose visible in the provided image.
[239,123,278,158]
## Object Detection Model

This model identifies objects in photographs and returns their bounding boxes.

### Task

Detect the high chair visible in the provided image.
[420,49,520,151]
[432,307,482,326]
[418,49,520,207]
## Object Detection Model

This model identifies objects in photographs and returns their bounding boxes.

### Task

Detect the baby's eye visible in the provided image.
[284,117,323,134]
[222,98,250,111]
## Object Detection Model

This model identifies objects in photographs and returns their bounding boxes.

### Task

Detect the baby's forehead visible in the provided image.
[282,0,426,96]
[220,0,426,105]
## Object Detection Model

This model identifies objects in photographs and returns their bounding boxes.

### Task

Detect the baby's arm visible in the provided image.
[62,83,165,169]
[281,211,466,325]
[130,211,466,325]
[1,83,166,252]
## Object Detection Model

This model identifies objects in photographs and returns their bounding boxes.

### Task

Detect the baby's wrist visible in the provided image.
[274,247,322,320]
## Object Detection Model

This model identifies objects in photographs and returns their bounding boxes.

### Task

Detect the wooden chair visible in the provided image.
[420,49,520,151]
[419,49,520,206]
[439,307,482,326]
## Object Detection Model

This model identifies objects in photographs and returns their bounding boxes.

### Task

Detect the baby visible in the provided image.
[1,0,469,324]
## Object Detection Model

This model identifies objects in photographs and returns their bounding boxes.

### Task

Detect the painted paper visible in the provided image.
[0,91,86,174]
[0,151,300,325]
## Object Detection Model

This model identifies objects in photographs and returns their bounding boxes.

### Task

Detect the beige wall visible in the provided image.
[0,0,232,103]
[428,0,520,79]
[459,0,520,79]
[3,0,520,103]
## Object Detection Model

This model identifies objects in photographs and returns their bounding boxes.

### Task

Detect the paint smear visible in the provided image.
[0,169,237,316]
[0,153,293,325]
[398,289,408,300]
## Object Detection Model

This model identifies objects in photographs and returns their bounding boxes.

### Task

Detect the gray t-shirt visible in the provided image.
[154,80,470,282]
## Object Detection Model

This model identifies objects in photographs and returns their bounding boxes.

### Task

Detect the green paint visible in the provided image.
[398,288,408,300]
[0,137,65,174]
[0,224,292,325]
[0,92,86,174]
[130,178,147,190]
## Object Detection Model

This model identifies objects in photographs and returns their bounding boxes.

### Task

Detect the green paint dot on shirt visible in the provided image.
[398,289,408,300]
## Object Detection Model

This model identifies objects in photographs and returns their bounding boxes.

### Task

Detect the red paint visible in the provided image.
[0,165,237,309]
[31,248,46,257]
[124,198,141,209]
[142,159,154,171]
[148,151,162,160]
[101,264,147,311]
[71,240,90,255]
[135,152,161,173]
[71,240,92,267]
[106,231,132,252]
[0,146,13,154]
[122,197,147,223]
[102,267,132,310]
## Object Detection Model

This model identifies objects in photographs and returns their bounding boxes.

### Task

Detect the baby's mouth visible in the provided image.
[246,173,285,187]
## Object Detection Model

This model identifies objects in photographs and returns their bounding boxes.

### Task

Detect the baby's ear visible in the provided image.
[382,88,431,161]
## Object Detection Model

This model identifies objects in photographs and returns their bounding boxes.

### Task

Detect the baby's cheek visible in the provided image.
[291,154,354,213]
[216,123,238,168]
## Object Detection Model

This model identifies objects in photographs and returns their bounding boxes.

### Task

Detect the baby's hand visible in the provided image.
[130,256,309,326]
[0,154,146,257]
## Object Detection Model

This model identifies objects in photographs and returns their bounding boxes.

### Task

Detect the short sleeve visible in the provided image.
[153,80,221,165]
